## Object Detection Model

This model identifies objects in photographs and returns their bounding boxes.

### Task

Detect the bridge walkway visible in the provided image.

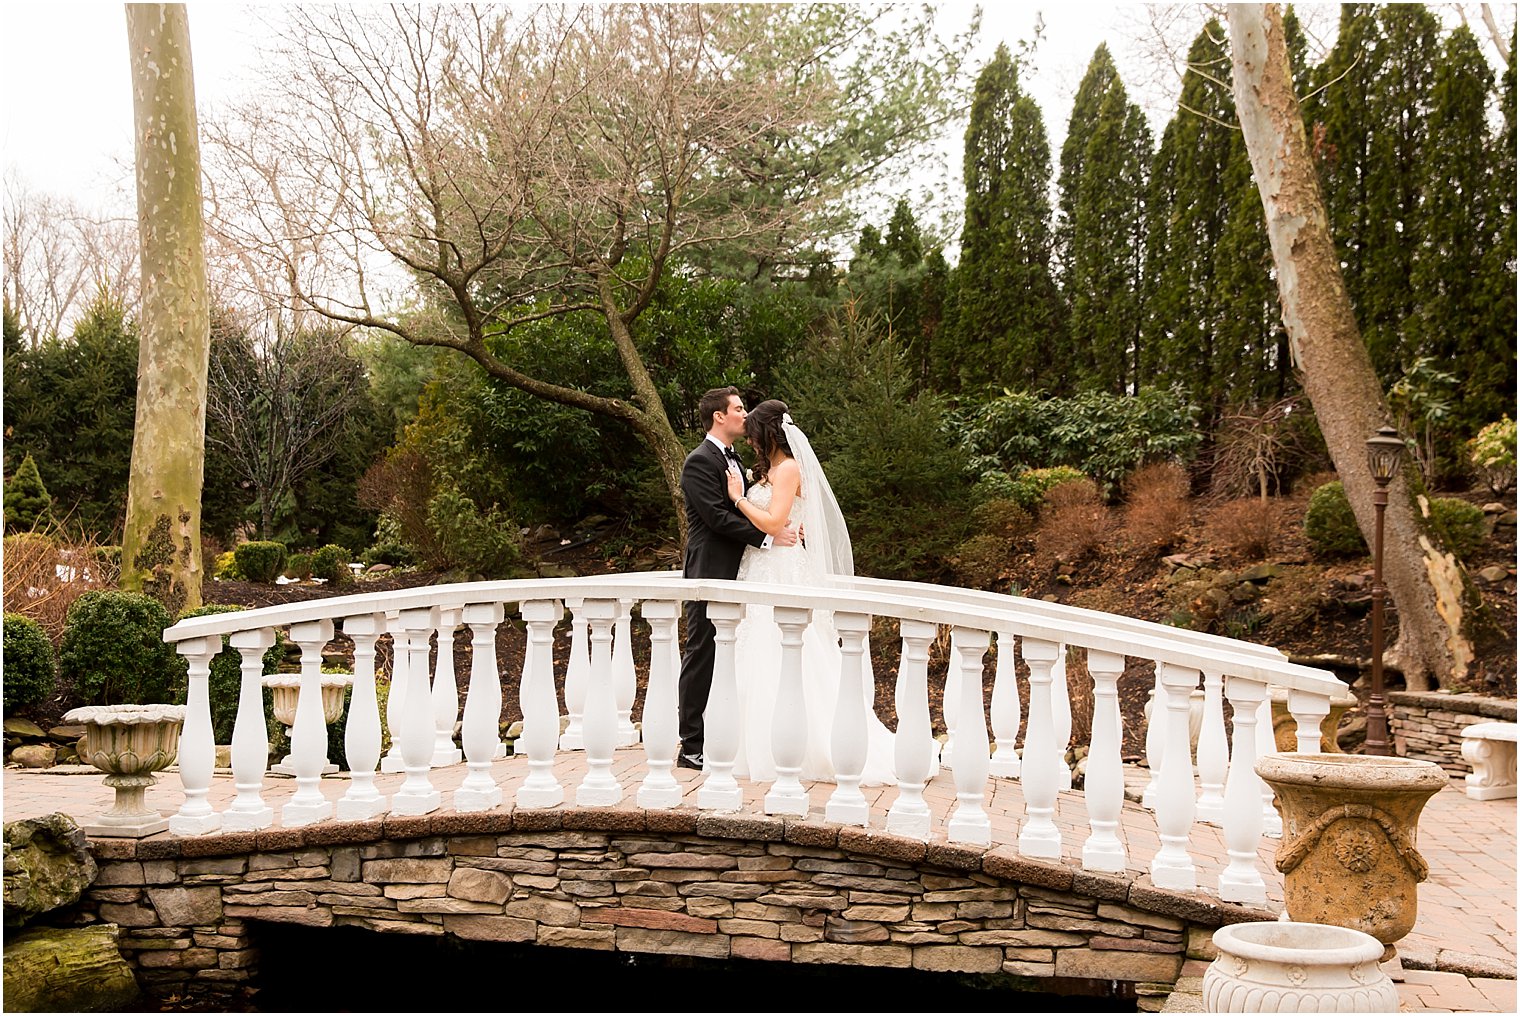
[3,753,1512,1012]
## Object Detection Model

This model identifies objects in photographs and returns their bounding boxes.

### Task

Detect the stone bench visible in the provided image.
[1460,721,1518,800]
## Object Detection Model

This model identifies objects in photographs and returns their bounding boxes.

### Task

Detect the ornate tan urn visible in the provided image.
[1255,752,1447,956]
[63,704,186,837]
[1269,684,1358,752]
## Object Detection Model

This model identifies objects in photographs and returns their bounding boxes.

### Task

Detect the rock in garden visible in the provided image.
[1478,565,1510,583]
[1482,502,1506,514]
[1239,563,1282,583]
[46,724,86,743]
[366,563,393,574]
[1499,511,1517,526]
[3,813,97,928]
[1231,582,1260,603]
[10,745,55,769]
[3,924,140,1012]
[2,719,47,741]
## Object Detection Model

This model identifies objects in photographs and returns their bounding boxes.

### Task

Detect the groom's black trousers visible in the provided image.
[678,599,715,756]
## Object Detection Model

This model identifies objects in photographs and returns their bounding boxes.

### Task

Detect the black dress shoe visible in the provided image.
[676,752,704,771]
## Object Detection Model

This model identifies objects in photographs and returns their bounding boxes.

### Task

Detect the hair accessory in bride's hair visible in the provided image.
[782,412,794,426]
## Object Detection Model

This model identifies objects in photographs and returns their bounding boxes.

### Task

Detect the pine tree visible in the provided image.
[4,453,53,532]
[953,44,1064,393]
[1069,79,1150,394]
[1056,44,1119,286]
[845,199,944,393]
[1479,30,1517,434]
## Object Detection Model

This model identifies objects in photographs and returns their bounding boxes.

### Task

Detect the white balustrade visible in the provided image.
[1218,676,1269,905]
[560,598,589,751]
[1255,698,1283,838]
[613,599,639,746]
[224,628,276,831]
[1142,664,1165,810]
[430,608,463,767]
[517,599,564,808]
[1150,663,1200,891]
[337,613,388,820]
[1081,649,1126,872]
[1195,667,1228,825]
[946,627,992,845]
[283,619,336,827]
[698,601,745,811]
[887,619,936,839]
[1018,637,1063,858]
[988,629,1021,779]
[764,606,812,817]
[941,628,961,768]
[577,599,622,806]
[380,614,408,774]
[392,606,441,815]
[455,603,505,812]
[825,611,872,826]
[1288,688,1331,753]
[637,600,682,809]
[169,638,220,836]
[1051,645,1073,792]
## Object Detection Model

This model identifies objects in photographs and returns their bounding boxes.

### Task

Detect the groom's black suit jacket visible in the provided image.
[681,438,766,579]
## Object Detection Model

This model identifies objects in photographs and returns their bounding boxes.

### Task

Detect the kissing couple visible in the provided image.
[674,386,896,786]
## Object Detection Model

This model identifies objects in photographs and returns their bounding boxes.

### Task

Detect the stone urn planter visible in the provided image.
[1203,921,1397,1012]
[1255,752,1447,955]
[263,673,353,775]
[1145,687,1207,755]
[62,704,185,837]
[1269,684,1358,752]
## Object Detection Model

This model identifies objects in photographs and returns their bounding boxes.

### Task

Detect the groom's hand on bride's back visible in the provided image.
[774,524,800,548]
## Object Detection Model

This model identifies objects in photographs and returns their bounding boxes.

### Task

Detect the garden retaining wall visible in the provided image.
[1389,692,1517,776]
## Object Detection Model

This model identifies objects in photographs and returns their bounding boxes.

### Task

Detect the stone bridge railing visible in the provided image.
[159,571,1348,909]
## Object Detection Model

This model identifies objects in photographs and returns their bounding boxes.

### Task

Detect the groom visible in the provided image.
[676,386,797,770]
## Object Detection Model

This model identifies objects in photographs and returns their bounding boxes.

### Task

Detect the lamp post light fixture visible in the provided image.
[1364,425,1405,757]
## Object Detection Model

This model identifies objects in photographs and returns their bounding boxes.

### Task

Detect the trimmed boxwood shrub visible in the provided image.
[1429,497,1487,562]
[174,604,285,745]
[234,541,287,584]
[3,613,56,712]
[1005,466,1088,513]
[285,553,313,581]
[57,590,179,705]
[1304,481,1367,558]
[310,544,351,584]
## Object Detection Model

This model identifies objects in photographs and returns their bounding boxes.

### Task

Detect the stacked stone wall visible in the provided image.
[80,809,1269,1008]
[1389,692,1516,776]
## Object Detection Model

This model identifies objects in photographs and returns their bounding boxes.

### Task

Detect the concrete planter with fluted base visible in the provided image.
[1255,752,1446,955]
[1203,921,1397,1012]
[62,704,185,837]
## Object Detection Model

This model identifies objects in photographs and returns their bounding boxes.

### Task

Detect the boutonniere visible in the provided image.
[745,468,754,482]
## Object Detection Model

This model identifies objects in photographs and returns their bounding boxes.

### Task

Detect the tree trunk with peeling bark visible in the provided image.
[120,3,209,615]
[1226,4,1480,691]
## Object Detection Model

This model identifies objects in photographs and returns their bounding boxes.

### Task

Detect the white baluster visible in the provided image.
[1081,649,1126,872]
[223,628,276,831]
[825,612,872,827]
[169,638,220,836]
[1255,698,1282,838]
[1018,637,1062,858]
[1195,667,1229,825]
[1288,689,1331,754]
[430,607,463,767]
[455,603,505,812]
[1218,676,1268,905]
[391,606,441,815]
[380,613,408,773]
[1142,664,1166,810]
[1052,644,1073,791]
[1150,663,1199,891]
[282,619,336,827]
[888,619,937,839]
[576,598,622,806]
[337,613,388,820]
[637,600,681,809]
[560,598,589,750]
[988,629,1022,779]
[946,627,993,845]
[765,606,812,817]
[697,601,744,811]
[517,599,564,808]
[941,628,961,768]
[613,599,639,746]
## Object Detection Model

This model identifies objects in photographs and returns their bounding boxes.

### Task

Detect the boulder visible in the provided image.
[1239,563,1283,583]
[2,718,47,741]
[47,724,86,743]
[1478,565,1510,583]
[1482,502,1506,514]
[10,745,56,768]
[3,924,140,1012]
[1500,511,1518,526]
[366,563,393,574]
[4,813,97,928]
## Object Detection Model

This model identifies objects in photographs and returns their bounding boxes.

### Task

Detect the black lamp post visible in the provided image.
[1364,425,1405,757]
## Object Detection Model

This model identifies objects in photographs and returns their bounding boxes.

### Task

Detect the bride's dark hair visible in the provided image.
[744,399,792,484]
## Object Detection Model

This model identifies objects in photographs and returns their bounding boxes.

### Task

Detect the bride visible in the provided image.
[722,399,897,786]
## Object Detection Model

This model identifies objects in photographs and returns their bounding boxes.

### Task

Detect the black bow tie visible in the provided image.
[724,447,740,462]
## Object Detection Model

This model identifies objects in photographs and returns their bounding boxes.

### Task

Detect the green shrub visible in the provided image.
[360,513,414,568]
[213,550,243,580]
[57,590,180,704]
[1304,481,1367,558]
[175,604,284,745]
[1007,466,1088,512]
[234,541,287,584]
[310,544,352,584]
[426,486,525,577]
[1467,417,1516,495]
[4,453,53,533]
[285,553,313,581]
[3,613,56,712]
[1428,497,1487,562]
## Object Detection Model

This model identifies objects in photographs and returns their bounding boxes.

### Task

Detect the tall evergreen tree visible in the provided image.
[846,199,945,393]
[1056,44,1119,286]
[952,44,1064,393]
[1478,29,1517,435]
[1069,80,1151,394]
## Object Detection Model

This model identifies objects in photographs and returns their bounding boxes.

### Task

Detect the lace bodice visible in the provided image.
[735,482,816,584]
[744,481,803,527]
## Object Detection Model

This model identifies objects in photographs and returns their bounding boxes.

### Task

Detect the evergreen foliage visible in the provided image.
[847,199,947,392]
[1427,497,1487,562]
[1304,482,1367,558]
[3,613,56,713]
[234,542,288,584]
[1056,44,1119,284]
[57,590,180,705]
[309,544,352,585]
[4,454,53,533]
[1468,417,1516,495]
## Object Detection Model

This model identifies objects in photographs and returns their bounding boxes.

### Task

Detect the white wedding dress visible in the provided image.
[730,481,898,785]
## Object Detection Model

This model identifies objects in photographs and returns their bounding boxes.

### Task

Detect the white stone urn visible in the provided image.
[263,673,353,775]
[63,704,186,837]
[1203,921,1398,1013]
[1145,687,1207,756]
